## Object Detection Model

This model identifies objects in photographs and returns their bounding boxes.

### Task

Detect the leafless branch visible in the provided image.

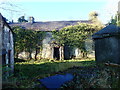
[0,7,21,12]
[0,1,24,12]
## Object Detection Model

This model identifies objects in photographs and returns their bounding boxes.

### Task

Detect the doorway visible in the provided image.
[53,47,60,60]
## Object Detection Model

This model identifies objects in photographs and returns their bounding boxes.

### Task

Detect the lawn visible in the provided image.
[2,58,120,89]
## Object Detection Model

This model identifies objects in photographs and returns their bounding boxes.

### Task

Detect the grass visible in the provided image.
[61,65,120,89]
[14,58,95,81]
[2,58,120,89]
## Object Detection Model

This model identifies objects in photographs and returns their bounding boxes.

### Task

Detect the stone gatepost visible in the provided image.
[92,25,120,64]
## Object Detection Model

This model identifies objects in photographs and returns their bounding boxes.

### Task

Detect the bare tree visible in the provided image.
[0,1,24,22]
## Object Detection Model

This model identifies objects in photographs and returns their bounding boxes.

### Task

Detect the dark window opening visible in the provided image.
[54,47,60,60]
[64,46,71,60]
[2,49,7,65]
[9,31,11,43]
[2,54,6,65]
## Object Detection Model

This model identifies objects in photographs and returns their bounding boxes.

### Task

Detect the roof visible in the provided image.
[0,13,13,33]
[92,25,120,39]
[9,20,92,31]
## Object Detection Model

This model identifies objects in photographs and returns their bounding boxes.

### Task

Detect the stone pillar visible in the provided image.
[59,46,64,60]
[51,47,54,59]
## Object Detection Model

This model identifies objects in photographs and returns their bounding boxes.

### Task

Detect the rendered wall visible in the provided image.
[95,37,120,64]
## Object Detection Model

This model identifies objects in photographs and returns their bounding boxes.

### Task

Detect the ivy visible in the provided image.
[12,26,46,60]
[52,23,102,57]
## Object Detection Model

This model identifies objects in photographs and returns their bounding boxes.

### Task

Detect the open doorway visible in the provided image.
[53,47,60,60]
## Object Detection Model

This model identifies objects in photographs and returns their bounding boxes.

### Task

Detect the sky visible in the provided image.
[0,0,120,24]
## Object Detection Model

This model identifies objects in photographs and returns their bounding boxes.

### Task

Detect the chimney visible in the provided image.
[29,16,35,23]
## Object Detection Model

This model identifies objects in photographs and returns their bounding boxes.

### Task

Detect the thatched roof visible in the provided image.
[9,20,91,31]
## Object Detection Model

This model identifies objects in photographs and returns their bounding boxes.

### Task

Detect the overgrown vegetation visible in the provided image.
[108,12,120,26]
[52,23,102,58]
[61,65,120,89]
[12,26,46,60]
[2,58,120,89]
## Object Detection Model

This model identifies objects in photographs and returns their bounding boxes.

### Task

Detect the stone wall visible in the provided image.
[95,37,120,64]
[18,32,95,60]
[41,32,54,59]
[85,38,95,58]
[93,25,120,64]
[0,15,14,77]
[2,26,14,66]
[0,30,2,56]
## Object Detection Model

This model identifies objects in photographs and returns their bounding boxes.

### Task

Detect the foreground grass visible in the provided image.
[2,58,120,89]
[3,58,95,88]
[15,58,95,78]
[61,65,120,89]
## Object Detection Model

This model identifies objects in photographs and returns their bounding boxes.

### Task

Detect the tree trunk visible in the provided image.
[29,49,32,60]
[82,51,88,58]
[29,52,32,60]
[35,48,38,60]
[15,52,19,58]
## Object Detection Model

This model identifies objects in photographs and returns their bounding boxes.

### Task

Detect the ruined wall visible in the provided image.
[18,32,95,60]
[42,32,54,59]
[64,46,79,59]
[0,30,2,57]
[0,16,14,78]
[0,21,2,85]
[85,38,95,58]
[9,29,14,69]
[41,32,95,59]
[18,32,54,59]
[0,18,3,58]
[2,25,14,67]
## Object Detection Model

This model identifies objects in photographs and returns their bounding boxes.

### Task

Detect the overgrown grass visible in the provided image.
[61,65,120,89]
[15,58,95,78]
[3,58,95,88]
[2,58,120,89]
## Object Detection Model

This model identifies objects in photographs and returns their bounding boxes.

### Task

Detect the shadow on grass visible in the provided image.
[14,60,96,79]
[3,59,120,88]
[14,58,26,62]
[10,59,95,88]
